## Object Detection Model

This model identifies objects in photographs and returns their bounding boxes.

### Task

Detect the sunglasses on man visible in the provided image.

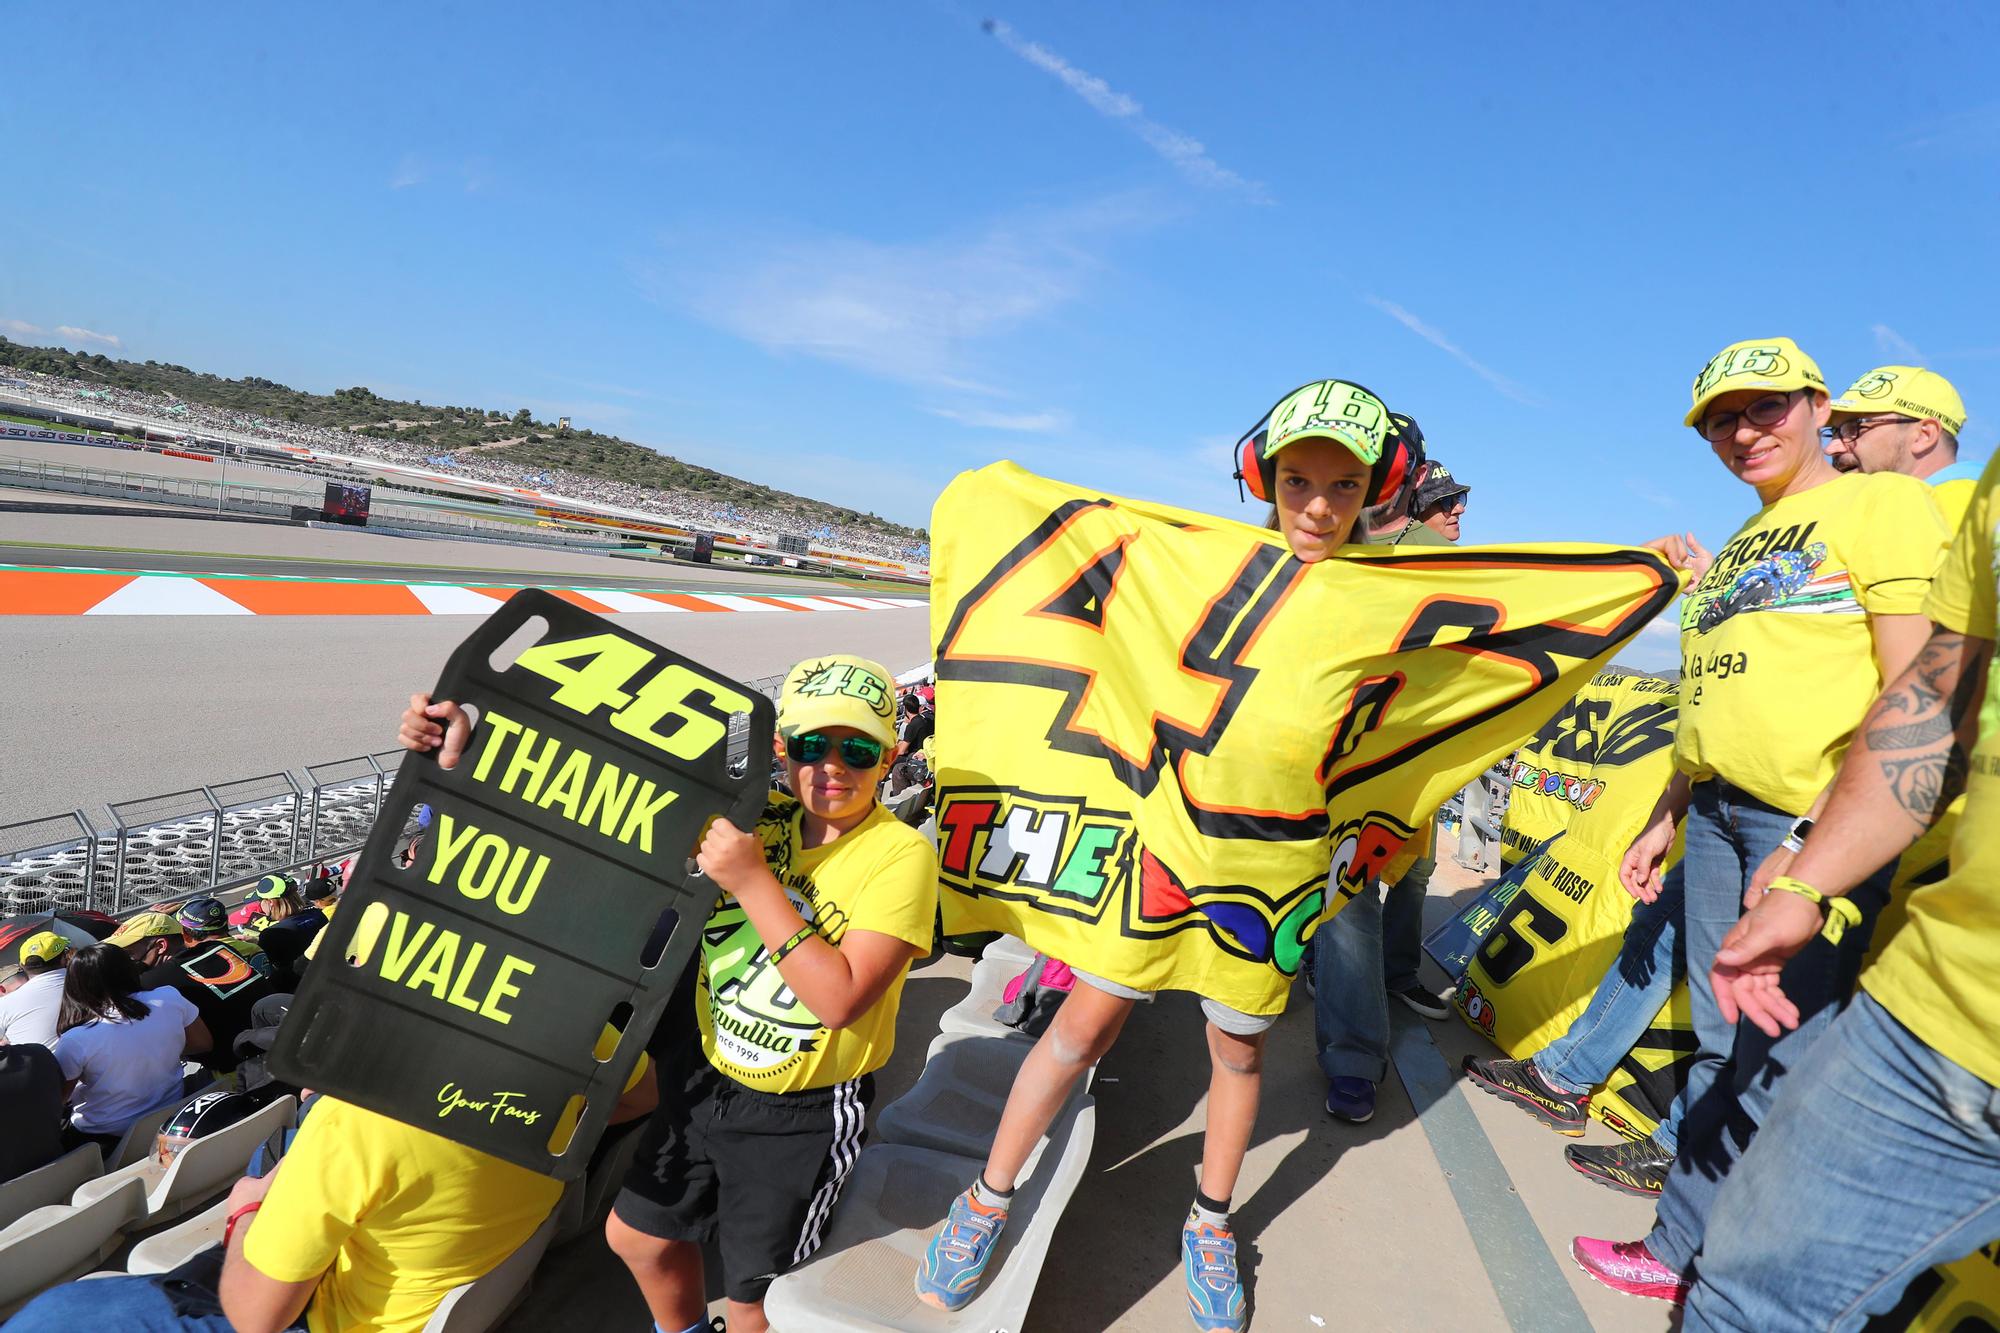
[784,732,887,768]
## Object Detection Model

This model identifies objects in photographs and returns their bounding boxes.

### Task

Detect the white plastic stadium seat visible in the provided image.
[421,1206,560,1333]
[71,1095,296,1230]
[0,1177,149,1319]
[106,1080,222,1171]
[934,954,1037,1045]
[0,1144,104,1232]
[763,1098,1097,1332]
[880,1033,1086,1165]
[124,1194,231,1275]
[982,934,1036,968]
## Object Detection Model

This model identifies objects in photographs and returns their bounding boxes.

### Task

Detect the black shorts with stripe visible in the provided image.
[612,1050,871,1304]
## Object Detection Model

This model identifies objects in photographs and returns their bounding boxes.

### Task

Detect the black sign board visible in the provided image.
[691,531,716,564]
[269,590,771,1178]
[322,481,372,524]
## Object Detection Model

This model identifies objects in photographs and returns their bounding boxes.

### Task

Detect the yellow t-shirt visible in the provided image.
[246,1037,647,1333]
[697,795,938,1093]
[246,1098,559,1333]
[1674,471,1946,813]
[1863,452,2000,1087]
[1931,474,1978,533]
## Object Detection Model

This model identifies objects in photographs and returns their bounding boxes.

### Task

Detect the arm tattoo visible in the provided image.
[1865,632,1977,828]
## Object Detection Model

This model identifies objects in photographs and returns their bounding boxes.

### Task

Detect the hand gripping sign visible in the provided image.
[269,591,773,1178]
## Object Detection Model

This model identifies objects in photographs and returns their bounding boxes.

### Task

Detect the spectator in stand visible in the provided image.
[898,689,935,753]
[258,879,336,984]
[1822,366,1980,523]
[1567,338,1945,1299]
[0,932,73,1047]
[0,1040,64,1184]
[181,896,273,977]
[1412,461,1470,541]
[230,874,303,929]
[1678,452,2000,1330]
[51,944,210,1154]
[9,1039,660,1333]
[109,912,276,1074]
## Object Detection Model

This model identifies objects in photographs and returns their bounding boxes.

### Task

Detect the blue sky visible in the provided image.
[5,3,1997,662]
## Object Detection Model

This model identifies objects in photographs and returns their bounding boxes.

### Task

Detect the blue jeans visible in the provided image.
[1314,854,1433,1084]
[6,1249,306,1331]
[1531,859,1687,1150]
[1645,778,1894,1269]
[1684,993,2000,1332]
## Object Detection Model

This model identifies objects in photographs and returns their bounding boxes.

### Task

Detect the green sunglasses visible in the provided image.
[785,732,885,768]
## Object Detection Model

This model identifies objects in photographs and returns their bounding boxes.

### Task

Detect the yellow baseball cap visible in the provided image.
[1827,366,1966,436]
[778,655,899,750]
[105,912,185,947]
[1685,337,1828,427]
[19,931,73,966]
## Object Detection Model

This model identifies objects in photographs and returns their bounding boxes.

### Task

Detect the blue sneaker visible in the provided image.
[1182,1208,1247,1331]
[915,1184,1008,1311]
[1326,1076,1376,1123]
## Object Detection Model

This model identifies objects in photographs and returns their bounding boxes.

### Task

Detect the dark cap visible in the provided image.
[1414,461,1470,511]
[177,897,229,935]
[303,876,339,904]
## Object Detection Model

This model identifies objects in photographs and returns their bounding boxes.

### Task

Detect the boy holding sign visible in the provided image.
[401,652,937,1333]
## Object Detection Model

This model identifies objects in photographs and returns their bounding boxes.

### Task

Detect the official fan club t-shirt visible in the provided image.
[1674,471,1946,814]
[52,985,202,1133]
[696,795,937,1093]
[1865,453,2000,1089]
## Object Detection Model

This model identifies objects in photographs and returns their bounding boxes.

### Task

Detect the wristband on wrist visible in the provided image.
[770,926,817,965]
[224,1200,262,1249]
[1765,876,1863,945]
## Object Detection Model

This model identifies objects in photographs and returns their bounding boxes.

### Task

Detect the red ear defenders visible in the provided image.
[1231,383,1426,508]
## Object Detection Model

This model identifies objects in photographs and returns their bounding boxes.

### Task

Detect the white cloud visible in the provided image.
[389,153,427,189]
[925,405,1071,433]
[1872,323,1925,363]
[1895,100,2000,154]
[390,152,491,193]
[1363,296,1544,407]
[982,19,1268,202]
[54,325,120,349]
[2,318,120,349]
[661,196,1153,390]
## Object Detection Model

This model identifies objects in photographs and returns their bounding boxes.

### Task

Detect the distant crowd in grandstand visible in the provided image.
[2,368,931,565]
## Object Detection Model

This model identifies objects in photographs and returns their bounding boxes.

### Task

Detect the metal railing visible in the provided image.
[0,750,415,917]
[1,672,790,920]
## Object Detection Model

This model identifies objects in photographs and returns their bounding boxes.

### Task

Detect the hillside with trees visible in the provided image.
[0,338,922,541]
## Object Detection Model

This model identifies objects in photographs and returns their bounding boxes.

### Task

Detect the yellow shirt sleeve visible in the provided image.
[844,827,940,953]
[1851,473,1949,616]
[243,1099,372,1283]
[1924,456,2000,638]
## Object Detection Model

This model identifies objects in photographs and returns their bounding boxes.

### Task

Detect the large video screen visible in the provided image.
[322,481,372,525]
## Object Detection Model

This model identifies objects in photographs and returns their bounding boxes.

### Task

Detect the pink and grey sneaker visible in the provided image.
[1570,1236,1689,1304]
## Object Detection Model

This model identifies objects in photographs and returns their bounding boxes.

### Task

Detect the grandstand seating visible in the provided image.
[0,1177,148,1319]
[72,1095,297,1232]
[764,937,1097,1331]
[0,1145,104,1233]
[422,1208,561,1333]
[106,1079,222,1172]
[123,1195,230,1275]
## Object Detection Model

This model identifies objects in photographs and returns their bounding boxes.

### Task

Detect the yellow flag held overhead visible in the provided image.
[930,463,1680,1015]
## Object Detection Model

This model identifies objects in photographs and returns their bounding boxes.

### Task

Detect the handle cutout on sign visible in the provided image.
[639,907,680,970]
[487,615,551,675]
[345,901,391,968]
[596,1003,634,1062]
[546,1094,588,1156]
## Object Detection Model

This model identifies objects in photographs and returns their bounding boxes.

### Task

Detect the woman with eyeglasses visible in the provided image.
[1569,337,1951,1302]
